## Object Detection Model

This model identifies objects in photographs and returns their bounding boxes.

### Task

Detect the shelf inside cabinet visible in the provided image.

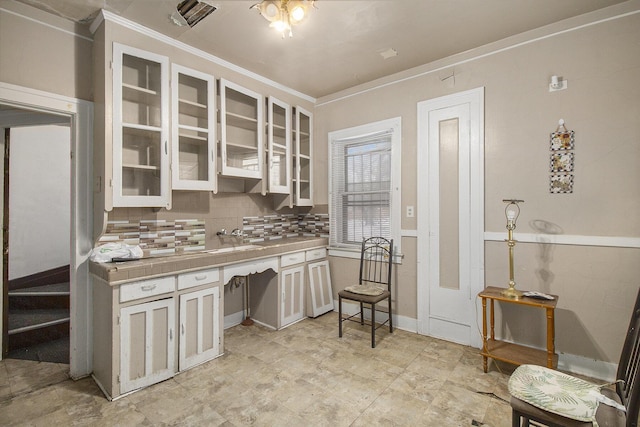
[178,98,208,119]
[226,141,259,153]
[178,132,208,142]
[123,163,160,171]
[270,142,287,155]
[122,83,159,103]
[226,111,258,130]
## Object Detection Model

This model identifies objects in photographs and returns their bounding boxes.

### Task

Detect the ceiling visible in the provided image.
[14,0,629,98]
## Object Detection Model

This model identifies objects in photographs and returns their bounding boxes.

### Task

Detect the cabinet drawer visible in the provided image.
[305,248,327,262]
[178,268,220,290]
[280,251,305,268]
[120,276,175,303]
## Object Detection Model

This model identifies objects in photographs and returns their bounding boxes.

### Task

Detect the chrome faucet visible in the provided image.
[231,228,244,237]
[216,229,227,236]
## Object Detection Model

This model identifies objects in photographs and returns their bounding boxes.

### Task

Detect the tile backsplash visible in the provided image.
[99,219,206,256]
[98,214,329,255]
[243,213,329,242]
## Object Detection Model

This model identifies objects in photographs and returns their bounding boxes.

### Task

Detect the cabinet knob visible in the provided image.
[141,284,157,291]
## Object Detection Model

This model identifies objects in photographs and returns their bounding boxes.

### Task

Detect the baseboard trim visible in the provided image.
[336,299,617,380]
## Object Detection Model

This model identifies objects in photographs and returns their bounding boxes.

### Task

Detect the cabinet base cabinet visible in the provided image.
[280,265,305,327]
[92,271,223,400]
[307,260,333,317]
[120,298,176,394]
[179,286,221,371]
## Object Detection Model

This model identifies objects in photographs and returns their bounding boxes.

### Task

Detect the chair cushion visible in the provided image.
[511,388,625,427]
[344,284,385,296]
[509,364,623,426]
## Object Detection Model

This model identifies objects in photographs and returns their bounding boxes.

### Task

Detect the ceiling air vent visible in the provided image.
[171,0,217,27]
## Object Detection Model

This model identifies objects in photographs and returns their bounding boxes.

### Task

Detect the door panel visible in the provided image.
[417,88,484,348]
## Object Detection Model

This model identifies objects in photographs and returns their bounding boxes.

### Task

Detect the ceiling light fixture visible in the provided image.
[171,0,217,28]
[250,0,316,38]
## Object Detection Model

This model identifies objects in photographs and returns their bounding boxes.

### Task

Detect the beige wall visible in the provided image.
[0,1,93,101]
[3,0,638,368]
[316,8,640,364]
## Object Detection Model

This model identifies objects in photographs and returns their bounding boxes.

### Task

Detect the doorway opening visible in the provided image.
[2,119,71,364]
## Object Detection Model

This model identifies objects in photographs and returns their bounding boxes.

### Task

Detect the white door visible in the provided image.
[417,88,484,348]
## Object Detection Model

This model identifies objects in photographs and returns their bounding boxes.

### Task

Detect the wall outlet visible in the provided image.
[406,205,414,217]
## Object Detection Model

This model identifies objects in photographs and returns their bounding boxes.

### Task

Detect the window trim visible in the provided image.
[328,117,402,259]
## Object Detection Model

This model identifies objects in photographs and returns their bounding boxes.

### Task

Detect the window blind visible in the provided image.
[330,129,393,248]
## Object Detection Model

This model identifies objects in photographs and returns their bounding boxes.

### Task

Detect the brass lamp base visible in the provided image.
[501,286,522,299]
[241,316,254,326]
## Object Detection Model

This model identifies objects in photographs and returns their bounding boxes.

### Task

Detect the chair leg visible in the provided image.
[338,295,343,338]
[359,302,364,325]
[511,409,520,427]
[388,295,393,333]
[371,303,376,348]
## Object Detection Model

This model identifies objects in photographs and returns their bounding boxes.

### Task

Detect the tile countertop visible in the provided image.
[89,237,329,285]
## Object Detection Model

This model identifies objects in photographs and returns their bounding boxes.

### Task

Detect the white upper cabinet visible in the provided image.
[112,43,171,208]
[267,97,291,194]
[171,64,217,191]
[219,79,264,179]
[294,106,313,206]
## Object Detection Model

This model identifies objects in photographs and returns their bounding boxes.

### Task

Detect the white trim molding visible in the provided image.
[484,232,640,249]
[92,10,315,104]
[0,82,94,379]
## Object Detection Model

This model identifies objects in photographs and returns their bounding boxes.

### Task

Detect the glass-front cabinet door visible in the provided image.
[171,64,216,191]
[294,106,313,206]
[112,43,170,208]
[219,79,263,179]
[267,97,291,194]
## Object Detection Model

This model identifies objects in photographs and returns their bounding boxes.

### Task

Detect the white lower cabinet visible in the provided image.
[280,265,305,327]
[179,286,220,370]
[307,260,334,317]
[119,298,176,394]
[92,268,222,400]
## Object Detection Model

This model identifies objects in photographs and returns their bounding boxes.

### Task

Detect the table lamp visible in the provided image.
[502,199,524,299]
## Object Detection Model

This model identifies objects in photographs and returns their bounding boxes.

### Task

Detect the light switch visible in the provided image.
[406,206,414,217]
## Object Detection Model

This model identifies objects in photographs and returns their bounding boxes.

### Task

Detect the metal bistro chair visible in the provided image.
[509,287,640,427]
[338,237,393,348]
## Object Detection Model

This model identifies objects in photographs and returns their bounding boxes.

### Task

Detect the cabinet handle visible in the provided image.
[181,324,184,335]
[164,141,168,155]
[169,329,173,340]
[195,275,207,281]
[141,284,157,291]
[211,150,214,162]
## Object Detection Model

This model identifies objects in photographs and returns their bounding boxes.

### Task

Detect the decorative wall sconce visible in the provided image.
[502,199,524,299]
[549,75,568,92]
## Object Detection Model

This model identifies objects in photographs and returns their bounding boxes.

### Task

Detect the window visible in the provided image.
[329,117,401,257]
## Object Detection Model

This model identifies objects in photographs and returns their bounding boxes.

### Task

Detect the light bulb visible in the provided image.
[270,19,288,33]
[264,3,279,19]
[290,5,305,22]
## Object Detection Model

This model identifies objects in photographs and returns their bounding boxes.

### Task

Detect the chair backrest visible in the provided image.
[616,287,640,426]
[358,237,393,291]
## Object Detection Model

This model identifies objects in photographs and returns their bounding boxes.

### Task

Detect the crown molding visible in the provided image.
[91,9,316,104]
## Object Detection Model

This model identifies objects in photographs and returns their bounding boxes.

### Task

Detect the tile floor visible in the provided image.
[0,312,516,426]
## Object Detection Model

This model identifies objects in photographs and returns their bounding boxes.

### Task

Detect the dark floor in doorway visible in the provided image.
[7,336,69,364]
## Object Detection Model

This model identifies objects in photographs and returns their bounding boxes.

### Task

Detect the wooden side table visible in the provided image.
[478,286,558,373]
